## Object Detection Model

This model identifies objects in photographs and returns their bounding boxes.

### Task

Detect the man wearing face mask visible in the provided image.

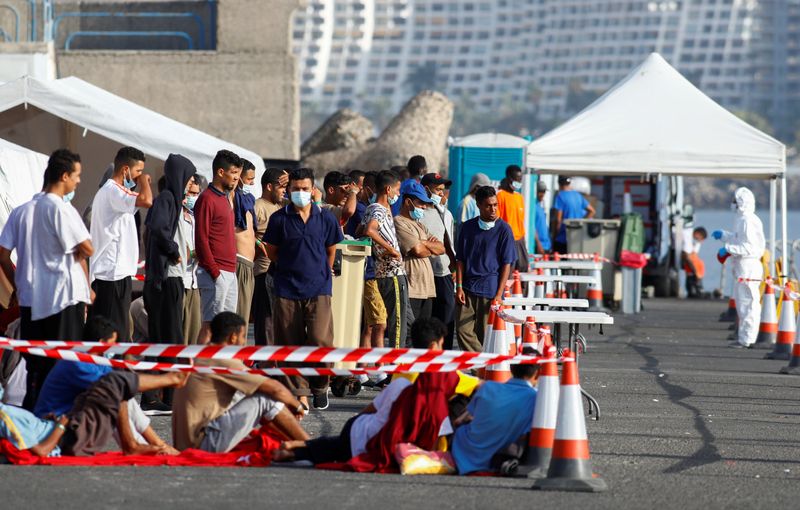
[180,176,202,344]
[142,155,197,412]
[361,170,408,353]
[194,150,243,345]
[711,187,766,348]
[420,173,458,349]
[232,159,258,332]
[28,150,93,409]
[455,186,517,352]
[395,180,444,328]
[89,147,153,342]
[264,167,343,410]
[497,165,529,273]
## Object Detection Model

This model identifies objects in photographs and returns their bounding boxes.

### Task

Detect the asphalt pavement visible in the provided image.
[3,298,800,509]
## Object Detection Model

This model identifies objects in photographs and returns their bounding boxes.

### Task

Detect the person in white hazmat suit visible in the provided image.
[711,187,766,348]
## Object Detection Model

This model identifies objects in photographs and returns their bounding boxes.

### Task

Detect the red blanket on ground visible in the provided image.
[0,428,282,467]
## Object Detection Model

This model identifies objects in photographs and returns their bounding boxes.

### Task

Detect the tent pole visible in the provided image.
[781,174,788,278]
[770,178,776,273]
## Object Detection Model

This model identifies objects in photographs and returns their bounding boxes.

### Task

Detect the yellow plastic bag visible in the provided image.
[394,443,456,475]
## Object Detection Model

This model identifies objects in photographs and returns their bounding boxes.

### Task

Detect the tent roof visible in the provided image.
[526,53,786,179]
[0,75,265,178]
[452,133,530,149]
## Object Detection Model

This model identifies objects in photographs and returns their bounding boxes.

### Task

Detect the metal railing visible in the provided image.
[0,1,217,49]
[0,3,20,42]
[64,30,194,51]
[52,11,208,50]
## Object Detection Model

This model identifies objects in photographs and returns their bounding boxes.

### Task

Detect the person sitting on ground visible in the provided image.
[33,315,178,454]
[451,346,539,475]
[171,311,310,453]
[273,317,473,465]
[0,369,188,457]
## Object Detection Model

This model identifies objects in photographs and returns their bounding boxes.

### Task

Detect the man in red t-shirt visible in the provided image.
[194,150,242,345]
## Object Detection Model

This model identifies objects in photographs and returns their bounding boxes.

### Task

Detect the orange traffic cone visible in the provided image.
[521,345,560,478]
[482,312,512,382]
[720,296,737,322]
[755,284,778,349]
[766,287,795,360]
[779,315,800,375]
[521,316,537,352]
[512,271,524,299]
[532,349,607,492]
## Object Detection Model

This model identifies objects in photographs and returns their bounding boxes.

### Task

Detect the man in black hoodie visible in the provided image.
[142,154,196,413]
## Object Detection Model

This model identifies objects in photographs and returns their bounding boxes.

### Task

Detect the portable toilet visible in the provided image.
[448,133,537,253]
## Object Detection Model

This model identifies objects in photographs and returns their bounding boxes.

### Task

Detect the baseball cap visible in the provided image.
[537,181,548,192]
[400,180,434,204]
[558,176,571,185]
[421,173,452,187]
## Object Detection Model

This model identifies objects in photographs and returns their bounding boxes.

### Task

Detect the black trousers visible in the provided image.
[553,241,568,255]
[514,238,530,273]
[23,303,86,411]
[253,273,271,346]
[143,277,184,345]
[90,277,132,342]
[143,278,183,405]
[410,298,433,323]
[294,415,357,464]
[431,276,456,350]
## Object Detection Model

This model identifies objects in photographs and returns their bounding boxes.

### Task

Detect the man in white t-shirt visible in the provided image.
[0,192,44,340]
[27,150,94,408]
[89,147,152,341]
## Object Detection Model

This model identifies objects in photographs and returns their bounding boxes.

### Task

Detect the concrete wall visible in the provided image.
[52,0,303,160]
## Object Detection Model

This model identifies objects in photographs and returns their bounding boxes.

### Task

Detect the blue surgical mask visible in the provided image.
[388,194,399,206]
[512,180,523,191]
[369,193,377,204]
[184,195,197,211]
[429,193,442,206]
[124,177,136,190]
[478,218,496,230]
[410,206,425,221]
[291,191,312,208]
[242,185,257,196]
[63,191,75,203]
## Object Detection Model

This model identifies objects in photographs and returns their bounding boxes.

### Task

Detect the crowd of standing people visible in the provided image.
[0,146,605,474]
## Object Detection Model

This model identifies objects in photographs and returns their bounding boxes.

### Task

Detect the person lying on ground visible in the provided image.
[171,311,309,453]
[451,346,539,475]
[273,317,478,466]
[0,370,188,457]
[34,315,177,454]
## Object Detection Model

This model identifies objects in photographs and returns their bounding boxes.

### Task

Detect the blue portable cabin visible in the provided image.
[448,133,537,253]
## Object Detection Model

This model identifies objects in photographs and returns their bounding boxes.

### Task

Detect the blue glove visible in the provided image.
[718,247,728,258]
[711,230,724,240]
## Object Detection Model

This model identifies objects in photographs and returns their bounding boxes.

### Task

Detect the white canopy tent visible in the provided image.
[0,75,265,212]
[526,53,788,269]
[0,137,48,226]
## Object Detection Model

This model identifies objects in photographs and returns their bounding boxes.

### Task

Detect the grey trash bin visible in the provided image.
[565,219,621,298]
[621,267,642,314]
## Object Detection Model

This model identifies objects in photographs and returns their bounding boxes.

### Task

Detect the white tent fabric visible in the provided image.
[526,53,786,179]
[451,133,530,149]
[0,75,265,181]
[0,138,47,230]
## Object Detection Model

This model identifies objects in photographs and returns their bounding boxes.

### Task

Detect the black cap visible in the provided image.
[558,176,571,185]
[421,173,452,187]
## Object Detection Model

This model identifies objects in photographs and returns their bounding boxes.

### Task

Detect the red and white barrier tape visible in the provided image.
[552,253,612,264]
[737,278,799,300]
[0,338,563,369]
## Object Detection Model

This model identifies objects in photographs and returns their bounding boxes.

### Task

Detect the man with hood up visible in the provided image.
[711,187,766,348]
[142,154,196,411]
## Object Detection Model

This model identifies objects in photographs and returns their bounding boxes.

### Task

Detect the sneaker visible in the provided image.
[312,390,330,410]
[141,399,172,416]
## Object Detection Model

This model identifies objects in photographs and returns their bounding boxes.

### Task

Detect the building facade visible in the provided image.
[292,0,800,136]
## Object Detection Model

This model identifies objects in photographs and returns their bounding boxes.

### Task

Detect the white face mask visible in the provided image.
[242,184,258,196]
[478,218,496,230]
[429,193,442,206]
[730,202,738,212]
